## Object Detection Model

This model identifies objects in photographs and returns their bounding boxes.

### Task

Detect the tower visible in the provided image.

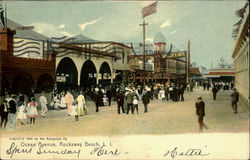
[0,28,15,54]
[153,32,166,53]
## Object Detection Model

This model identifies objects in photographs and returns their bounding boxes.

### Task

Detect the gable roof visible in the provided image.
[63,34,100,44]
[7,19,49,41]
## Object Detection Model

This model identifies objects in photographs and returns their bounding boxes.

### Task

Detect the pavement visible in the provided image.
[1,87,249,137]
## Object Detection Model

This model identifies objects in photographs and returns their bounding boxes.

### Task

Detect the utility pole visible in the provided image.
[186,40,190,83]
[139,20,148,89]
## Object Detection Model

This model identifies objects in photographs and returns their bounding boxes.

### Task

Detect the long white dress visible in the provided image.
[53,96,60,109]
[16,105,27,120]
[60,96,67,108]
[70,105,77,116]
[159,89,165,100]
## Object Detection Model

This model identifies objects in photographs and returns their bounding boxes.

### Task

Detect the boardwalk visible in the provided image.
[1,87,249,137]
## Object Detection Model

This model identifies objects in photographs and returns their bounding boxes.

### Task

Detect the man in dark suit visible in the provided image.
[180,84,185,101]
[116,91,125,114]
[1,100,9,128]
[230,88,239,114]
[106,88,112,106]
[93,92,99,112]
[195,96,208,132]
[125,91,133,114]
[212,85,218,100]
[142,92,150,113]
[8,97,17,129]
[165,85,169,101]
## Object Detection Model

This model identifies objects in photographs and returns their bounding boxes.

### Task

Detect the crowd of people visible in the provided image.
[0,80,240,132]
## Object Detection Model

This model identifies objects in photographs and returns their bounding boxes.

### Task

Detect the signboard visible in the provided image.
[56,76,66,82]
[162,51,186,59]
[88,73,97,78]
[12,26,35,30]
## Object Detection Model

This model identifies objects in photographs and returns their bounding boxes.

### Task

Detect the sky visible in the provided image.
[5,0,246,68]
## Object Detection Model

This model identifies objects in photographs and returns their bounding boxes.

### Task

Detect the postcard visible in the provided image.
[0,0,249,159]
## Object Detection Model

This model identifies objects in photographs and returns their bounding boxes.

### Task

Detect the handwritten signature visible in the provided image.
[90,143,121,156]
[6,142,81,158]
[37,145,81,158]
[6,142,32,158]
[164,146,210,159]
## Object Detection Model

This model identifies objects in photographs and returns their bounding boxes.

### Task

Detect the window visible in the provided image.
[122,53,124,63]
[127,55,130,63]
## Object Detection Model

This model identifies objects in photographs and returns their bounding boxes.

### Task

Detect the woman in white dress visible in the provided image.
[103,95,108,106]
[53,94,60,111]
[26,97,38,124]
[60,94,67,109]
[16,103,27,125]
[160,89,166,102]
[70,102,78,121]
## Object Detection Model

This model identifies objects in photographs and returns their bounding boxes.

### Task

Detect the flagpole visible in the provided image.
[139,20,148,89]
[143,20,146,89]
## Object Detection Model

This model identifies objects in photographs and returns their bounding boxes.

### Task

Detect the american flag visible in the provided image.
[142,1,158,18]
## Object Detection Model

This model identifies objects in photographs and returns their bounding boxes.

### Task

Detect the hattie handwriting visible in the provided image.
[164,146,210,159]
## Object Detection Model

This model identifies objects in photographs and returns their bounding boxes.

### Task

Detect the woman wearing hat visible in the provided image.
[27,97,38,124]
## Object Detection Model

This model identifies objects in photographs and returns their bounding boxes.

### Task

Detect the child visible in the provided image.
[53,94,60,111]
[60,94,67,109]
[103,95,108,106]
[16,103,27,125]
[27,97,38,124]
[132,96,139,114]
[70,102,78,121]
[159,89,166,102]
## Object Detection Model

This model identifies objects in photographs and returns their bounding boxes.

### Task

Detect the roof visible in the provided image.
[154,32,166,43]
[207,72,235,76]
[190,68,201,75]
[63,34,100,44]
[7,19,49,41]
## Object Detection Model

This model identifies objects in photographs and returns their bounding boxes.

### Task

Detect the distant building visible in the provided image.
[54,34,131,90]
[200,66,209,75]
[129,32,187,85]
[204,68,235,83]
[232,2,249,107]
[190,67,201,80]
[1,19,55,97]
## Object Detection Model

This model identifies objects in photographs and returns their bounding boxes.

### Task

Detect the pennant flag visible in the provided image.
[0,3,5,28]
[235,7,245,18]
[233,19,242,27]
[142,1,158,18]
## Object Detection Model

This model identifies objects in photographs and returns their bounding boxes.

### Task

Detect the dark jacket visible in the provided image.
[142,94,150,104]
[212,87,218,94]
[92,93,99,104]
[195,100,205,117]
[116,93,124,106]
[0,103,9,114]
[9,100,17,114]
[106,90,112,99]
